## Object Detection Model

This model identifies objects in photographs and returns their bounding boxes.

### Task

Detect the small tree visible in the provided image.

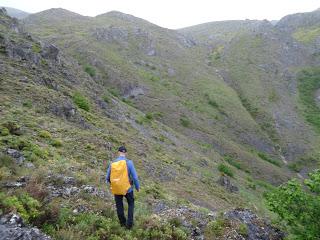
[266,169,320,239]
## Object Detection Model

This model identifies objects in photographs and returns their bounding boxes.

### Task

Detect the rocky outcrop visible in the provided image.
[44,174,111,200]
[0,213,51,240]
[6,148,25,165]
[153,203,284,240]
[217,175,239,193]
[93,26,129,44]
[225,209,285,240]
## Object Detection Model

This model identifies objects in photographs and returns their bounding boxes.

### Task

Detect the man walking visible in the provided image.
[106,146,140,229]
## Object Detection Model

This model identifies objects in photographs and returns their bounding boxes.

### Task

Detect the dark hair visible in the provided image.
[118,146,127,153]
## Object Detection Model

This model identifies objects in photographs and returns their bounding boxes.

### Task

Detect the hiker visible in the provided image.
[106,146,140,229]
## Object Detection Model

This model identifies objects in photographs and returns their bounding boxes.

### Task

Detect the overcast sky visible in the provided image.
[1,0,319,29]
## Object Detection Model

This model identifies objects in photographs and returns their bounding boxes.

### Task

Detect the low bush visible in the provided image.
[84,64,96,77]
[73,91,90,111]
[50,138,63,147]
[39,130,52,139]
[0,192,42,223]
[23,101,32,108]
[257,152,281,167]
[204,218,228,238]
[180,116,191,128]
[2,122,22,135]
[0,126,9,136]
[218,163,234,177]
[238,223,248,237]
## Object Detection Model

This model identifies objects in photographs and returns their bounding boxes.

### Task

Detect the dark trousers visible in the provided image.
[114,191,134,228]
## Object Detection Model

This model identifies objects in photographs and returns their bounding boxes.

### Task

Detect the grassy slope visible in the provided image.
[182,17,320,166]
[0,11,278,230]
[22,9,291,184]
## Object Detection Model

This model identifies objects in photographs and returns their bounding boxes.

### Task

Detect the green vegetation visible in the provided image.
[0,192,42,223]
[0,126,9,136]
[298,68,320,132]
[50,138,63,147]
[179,116,191,128]
[23,100,32,108]
[257,152,281,167]
[224,155,249,173]
[238,223,248,237]
[266,169,320,239]
[31,43,41,53]
[293,27,320,44]
[239,95,259,118]
[41,205,187,239]
[218,163,234,177]
[38,130,52,139]
[109,87,120,97]
[72,91,90,111]
[84,64,96,77]
[204,218,227,238]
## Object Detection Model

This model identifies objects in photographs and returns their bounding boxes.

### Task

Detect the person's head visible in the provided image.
[118,146,127,156]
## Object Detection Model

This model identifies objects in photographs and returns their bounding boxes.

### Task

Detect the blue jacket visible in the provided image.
[106,156,140,193]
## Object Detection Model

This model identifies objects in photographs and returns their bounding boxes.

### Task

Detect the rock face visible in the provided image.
[0,213,51,240]
[217,175,239,193]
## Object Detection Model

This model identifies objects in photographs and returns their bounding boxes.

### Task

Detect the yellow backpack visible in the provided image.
[110,160,131,195]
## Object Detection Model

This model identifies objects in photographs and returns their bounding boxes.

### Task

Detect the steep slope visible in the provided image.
[181,14,320,170]
[23,8,292,184]
[0,8,288,239]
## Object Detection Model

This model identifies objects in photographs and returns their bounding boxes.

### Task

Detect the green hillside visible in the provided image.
[1,6,320,239]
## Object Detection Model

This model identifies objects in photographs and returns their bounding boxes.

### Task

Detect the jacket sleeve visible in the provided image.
[106,163,111,183]
[128,160,140,190]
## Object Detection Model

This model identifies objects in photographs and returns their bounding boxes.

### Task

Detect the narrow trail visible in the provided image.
[280,153,304,179]
[280,155,288,165]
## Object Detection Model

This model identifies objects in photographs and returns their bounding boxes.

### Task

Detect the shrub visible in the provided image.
[266,169,320,239]
[145,112,153,120]
[39,130,52,139]
[84,64,96,77]
[135,114,152,125]
[238,223,248,237]
[73,91,90,111]
[257,152,281,167]
[23,100,32,108]
[0,126,9,136]
[103,94,110,103]
[180,116,191,128]
[109,88,120,97]
[205,218,227,238]
[50,139,63,147]
[239,95,259,118]
[144,184,165,199]
[0,154,14,167]
[224,155,240,169]
[25,179,48,201]
[23,143,49,161]
[218,163,234,177]
[32,43,41,53]
[0,193,42,223]
[2,122,22,135]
